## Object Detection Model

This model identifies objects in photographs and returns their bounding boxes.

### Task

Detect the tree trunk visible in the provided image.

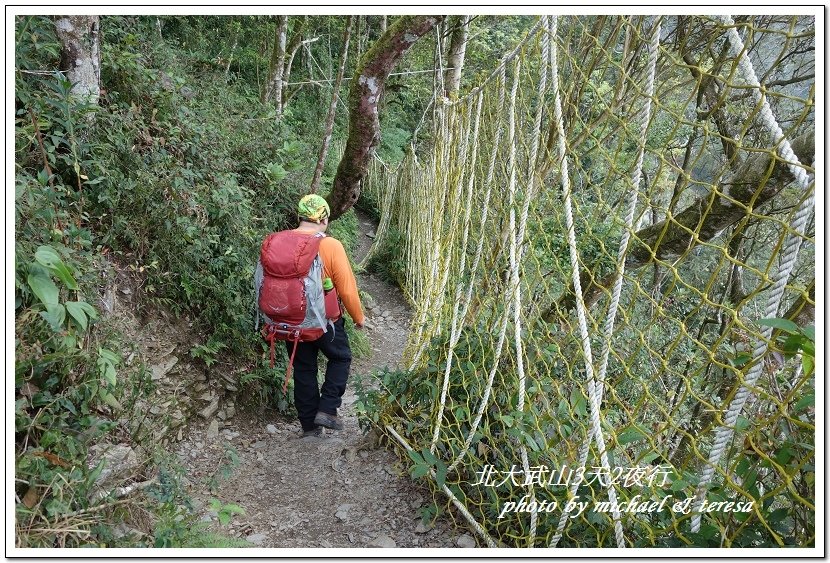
[444,15,471,99]
[310,16,353,194]
[781,278,815,328]
[547,128,814,318]
[327,15,444,220]
[381,15,387,33]
[53,15,101,105]
[281,16,307,108]
[225,35,238,79]
[263,15,288,112]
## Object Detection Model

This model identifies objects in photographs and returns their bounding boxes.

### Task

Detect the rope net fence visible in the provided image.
[359,14,815,548]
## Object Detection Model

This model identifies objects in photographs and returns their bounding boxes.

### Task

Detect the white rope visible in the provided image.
[547,15,625,550]
[430,93,484,452]
[551,16,662,548]
[385,424,498,548]
[407,100,472,371]
[690,14,814,534]
[360,158,396,268]
[511,15,550,544]
[596,16,660,397]
[447,69,509,473]
[445,18,545,107]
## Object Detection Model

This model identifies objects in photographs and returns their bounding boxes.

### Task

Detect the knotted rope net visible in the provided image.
[360,14,815,548]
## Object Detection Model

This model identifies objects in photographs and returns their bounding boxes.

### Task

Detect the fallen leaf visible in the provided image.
[22,487,39,509]
[32,451,72,468]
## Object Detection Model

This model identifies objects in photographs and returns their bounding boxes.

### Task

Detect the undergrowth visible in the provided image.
[14,15,367,547]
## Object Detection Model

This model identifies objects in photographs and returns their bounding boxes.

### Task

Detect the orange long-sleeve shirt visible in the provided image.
[296,229,364,325]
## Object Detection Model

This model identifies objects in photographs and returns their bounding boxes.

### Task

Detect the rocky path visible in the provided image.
[173,210,473,549]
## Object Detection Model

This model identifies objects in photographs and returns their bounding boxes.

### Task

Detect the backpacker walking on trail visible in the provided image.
[255,194,365,436]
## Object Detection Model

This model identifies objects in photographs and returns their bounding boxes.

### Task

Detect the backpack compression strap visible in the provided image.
[262,325,302,393]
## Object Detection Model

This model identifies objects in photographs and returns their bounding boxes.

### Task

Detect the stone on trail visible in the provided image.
[266,424,278,434]
[206,419,220,441]
[246,533,268,546]
[456,534,476,548]
[370,533,396,548]
[335,503,352,521]
[414,520,433,534]
[199,397,219,419]
[150,356,178,381]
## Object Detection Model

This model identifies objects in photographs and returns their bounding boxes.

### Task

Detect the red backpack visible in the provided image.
[257,230,340,392]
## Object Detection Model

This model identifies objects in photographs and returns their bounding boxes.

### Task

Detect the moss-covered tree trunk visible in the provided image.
[327,15,444,220]
[548,128,814,317]
[444,15,471,99]
[53,15,101,105]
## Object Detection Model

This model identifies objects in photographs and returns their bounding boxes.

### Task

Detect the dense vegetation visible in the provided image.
[14,14,815,549]
[14,14,423,547]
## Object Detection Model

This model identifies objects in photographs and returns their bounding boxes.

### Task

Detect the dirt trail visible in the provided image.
[174,209,471,549]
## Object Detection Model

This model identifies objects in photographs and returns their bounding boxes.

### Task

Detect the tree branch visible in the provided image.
[327,15,444,220]
[547,128,814,318]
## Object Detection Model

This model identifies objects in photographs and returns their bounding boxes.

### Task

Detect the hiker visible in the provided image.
[255,194,365,437]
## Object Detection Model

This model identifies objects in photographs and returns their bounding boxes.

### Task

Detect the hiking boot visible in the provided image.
[301,427,324,438]
[314,411,344,431]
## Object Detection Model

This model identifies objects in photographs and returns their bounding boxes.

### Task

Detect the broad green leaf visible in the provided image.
[411,464,430,478]
[97,348,118,386]
[27,271,59,306]
[76,301,98,319]
[734,415,750,432]
[39,303,65,331]
[34,246,62,269]
[617,425,648,445]
[758,317,799,334]
[435,461,447,489]
[98,348,120,364]
[802,325,815,342]
[795,394,814,413]
[264,162,287,182]
[523,432,541,451]
[65,301,89,331]
[98,388,121,410]
[407,449,424,465]
[35,246,78,290]
[422,448,438,466]
[802,355,814,376]
[101,363,117,386]
[781,334,803,355]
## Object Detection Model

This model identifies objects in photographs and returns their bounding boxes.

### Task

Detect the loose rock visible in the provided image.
[199,398,219,419]
[414,521,433,534]
[206,419,220,441]
[370,533,396,548]
[456,534,476,548]
[151,356,178,381]
[246,533,268,546]
[335,503,352,521]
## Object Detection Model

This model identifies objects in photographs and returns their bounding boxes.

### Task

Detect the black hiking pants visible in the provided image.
[287,317,352,431]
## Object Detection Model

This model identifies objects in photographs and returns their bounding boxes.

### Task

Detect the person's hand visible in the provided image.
[355,321,365,330]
